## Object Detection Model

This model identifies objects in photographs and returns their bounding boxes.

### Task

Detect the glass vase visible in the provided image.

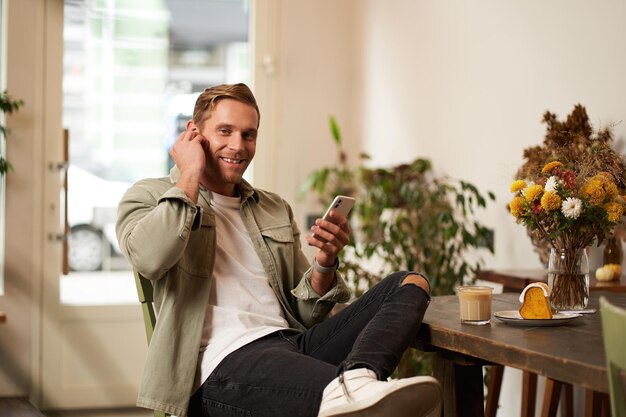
[547,247,589,310]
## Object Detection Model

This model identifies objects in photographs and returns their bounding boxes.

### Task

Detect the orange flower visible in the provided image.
[541,192,561,211]
[580,179,605,205]
[604,202,624,223]
[524,184,543,202]
[510,180,526,193]
[592,173,618,198]
[542,161,562,173]
[601,179,619,200]
[509,197,525,218]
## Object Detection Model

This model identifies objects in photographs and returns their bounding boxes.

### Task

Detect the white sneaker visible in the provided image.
[317,368,442,417]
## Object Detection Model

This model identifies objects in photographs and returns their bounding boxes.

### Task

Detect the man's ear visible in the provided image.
[186,119,197,131]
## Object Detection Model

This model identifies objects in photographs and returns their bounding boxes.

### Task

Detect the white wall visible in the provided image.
[255,0,363,259]
[358,0,626,270]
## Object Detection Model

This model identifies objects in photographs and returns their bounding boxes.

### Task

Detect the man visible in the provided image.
[116,83,441,417]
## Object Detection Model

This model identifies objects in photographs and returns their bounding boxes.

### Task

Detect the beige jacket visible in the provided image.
[116,168,351,416]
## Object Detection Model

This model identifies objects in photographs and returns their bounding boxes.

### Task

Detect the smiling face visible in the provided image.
[193,98,259,196]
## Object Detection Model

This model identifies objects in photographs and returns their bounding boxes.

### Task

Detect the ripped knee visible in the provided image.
[401,273,431,295]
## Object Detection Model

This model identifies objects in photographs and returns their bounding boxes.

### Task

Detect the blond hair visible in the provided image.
[192,83,260,128]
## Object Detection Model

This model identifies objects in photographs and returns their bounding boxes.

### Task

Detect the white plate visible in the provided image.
[494,310,582,327]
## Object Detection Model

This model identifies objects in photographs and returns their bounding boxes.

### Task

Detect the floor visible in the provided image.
[0,398,152,417]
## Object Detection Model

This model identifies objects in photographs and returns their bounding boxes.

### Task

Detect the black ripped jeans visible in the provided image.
[187,271,431,417]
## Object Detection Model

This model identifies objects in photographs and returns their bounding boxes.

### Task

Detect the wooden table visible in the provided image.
[476,269,626,293]
[415,292,622,417]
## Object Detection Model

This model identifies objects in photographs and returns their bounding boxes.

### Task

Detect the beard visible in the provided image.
[221,170,246,184]
[204,156,250,188]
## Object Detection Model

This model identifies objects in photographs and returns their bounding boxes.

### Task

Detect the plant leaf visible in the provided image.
[329,115,342,147]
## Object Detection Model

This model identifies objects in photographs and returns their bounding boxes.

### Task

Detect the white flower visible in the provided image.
[562,197,583,219]
[544,176,560,193]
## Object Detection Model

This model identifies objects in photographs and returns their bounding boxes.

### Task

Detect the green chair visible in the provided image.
[600,297,626,417]
[134,270,170,417]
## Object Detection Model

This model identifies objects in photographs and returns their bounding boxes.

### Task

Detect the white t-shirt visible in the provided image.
[196,192,289,388]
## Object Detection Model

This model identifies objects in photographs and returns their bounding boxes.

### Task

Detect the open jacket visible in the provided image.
[115,168,351,416]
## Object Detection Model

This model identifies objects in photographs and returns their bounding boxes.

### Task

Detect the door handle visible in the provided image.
[48,233,66,242]
[51,129,70,274]
[46,130,70,275]
[62,129,69,274]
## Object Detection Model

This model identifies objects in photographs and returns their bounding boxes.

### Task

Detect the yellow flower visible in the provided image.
[510,180,526,193]
[580,179,605,205]
[593,173,619,199]
[509,196,525,218]
[604,181,619,200]
[524,184,543,202]
[604,202,624,223]
[541,191,561,211]
[595,172,613,183]
[542,161,563,173]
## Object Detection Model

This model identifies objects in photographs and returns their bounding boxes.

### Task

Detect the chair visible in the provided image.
[600,297,626,417]
[134,270,170,417]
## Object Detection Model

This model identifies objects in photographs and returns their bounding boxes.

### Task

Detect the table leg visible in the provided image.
[541,378,562,417]
[433,353,485,417]
[560,383,573,417]
[485,365,504,417]
[584,390,610,417]
[521,371,538,417]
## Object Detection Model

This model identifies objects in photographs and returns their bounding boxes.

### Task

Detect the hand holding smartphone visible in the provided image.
[312,195,355,237]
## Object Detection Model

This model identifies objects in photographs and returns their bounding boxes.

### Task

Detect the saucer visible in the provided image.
[494,310,582,327]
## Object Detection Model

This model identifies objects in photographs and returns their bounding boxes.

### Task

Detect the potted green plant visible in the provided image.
[0,90,24,177]
[300,116,495,376]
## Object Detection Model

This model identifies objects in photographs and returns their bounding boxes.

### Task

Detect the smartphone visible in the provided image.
[320,195,355,221]
[311,195,355,238]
